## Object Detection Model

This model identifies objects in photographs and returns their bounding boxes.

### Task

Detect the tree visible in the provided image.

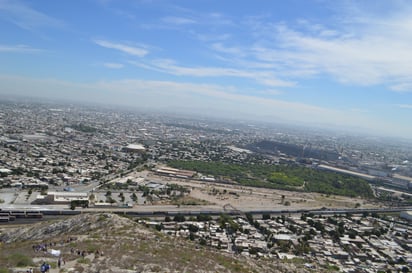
[277,240,291,252]
[106,197,116,205]
[131,193,138,202]
[245,213,254,224]
[173,214,186,222]
[294,241,311,255]
[89,193,95,202]
[262,213,271,220]
[314,221,325,232]
[348,229,358,239]
[197,214,212,222]
[118,192,125,202]
[70,200,89,210]
[329,229,341,243]
[155,224,163,231]
[188,224,199,233]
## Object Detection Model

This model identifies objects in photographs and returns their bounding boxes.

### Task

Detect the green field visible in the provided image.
[168,160,374,198]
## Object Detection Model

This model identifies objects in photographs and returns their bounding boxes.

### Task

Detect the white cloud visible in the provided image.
[242,7,412,90]
[94,40,148,57]
[256,89,283,96]
[161,16,196,25]
[196,33,231,42]
[132,59,295,87]
[204,12,234,26]
[398,104,412,109]
[0,44,41,53]
[390,83,412,93]
[103,62,124,69]
[211,43,245,56]
[0,0,64,30]
[349,108,369,113]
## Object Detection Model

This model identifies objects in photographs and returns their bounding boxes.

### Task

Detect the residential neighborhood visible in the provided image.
[146,212,411,273]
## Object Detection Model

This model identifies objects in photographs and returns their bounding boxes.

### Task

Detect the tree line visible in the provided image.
[168,160,373,198]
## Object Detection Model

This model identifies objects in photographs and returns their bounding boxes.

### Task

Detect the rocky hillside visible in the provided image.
[0,213,135,243]
[0,213,318,273]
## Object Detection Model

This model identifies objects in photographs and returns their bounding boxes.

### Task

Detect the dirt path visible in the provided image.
[48,253,95,273]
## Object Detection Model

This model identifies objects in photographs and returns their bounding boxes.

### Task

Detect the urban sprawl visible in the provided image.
[0,99,412,273]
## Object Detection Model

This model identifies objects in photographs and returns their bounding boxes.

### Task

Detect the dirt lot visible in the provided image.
[146,173,379,212]
[0,170,380,213]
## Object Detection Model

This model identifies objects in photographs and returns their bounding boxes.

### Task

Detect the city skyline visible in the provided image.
[1,0,412,139]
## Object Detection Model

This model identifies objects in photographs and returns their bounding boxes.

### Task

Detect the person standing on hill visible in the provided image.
[40,262,47,273]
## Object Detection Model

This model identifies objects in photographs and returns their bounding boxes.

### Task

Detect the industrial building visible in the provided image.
[33,191,88,205]
[155,167,196,179]
[122,143,146,153]
[400,211,412,221]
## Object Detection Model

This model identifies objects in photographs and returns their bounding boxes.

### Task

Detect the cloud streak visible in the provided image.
[239,7,412,91]
[103,62,124,69]
[161,16,196,25]
[131,59,295,87]
[0,0,64,30]
[126,3,412,92]
[94,40,148,57]
[0,44,41,53]
[398,104,412,109]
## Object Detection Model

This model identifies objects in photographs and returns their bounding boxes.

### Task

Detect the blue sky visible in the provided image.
[1,0,412,139]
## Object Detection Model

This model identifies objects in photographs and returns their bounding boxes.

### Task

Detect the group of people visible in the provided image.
[26,237,106,272]
[40,262,51,273]
[69,247,103,257]
[70,247,88,257]
[36,257,64,273]
[32,237,78,253]
[32,242,49,253]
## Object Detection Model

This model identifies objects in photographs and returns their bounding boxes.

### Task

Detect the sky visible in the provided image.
[1,0,412,139]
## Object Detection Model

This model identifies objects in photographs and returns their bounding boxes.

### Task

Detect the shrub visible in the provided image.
[7,253,33,267]
[77,257,91,264]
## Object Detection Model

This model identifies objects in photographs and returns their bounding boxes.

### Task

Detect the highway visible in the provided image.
[1,205,411,220]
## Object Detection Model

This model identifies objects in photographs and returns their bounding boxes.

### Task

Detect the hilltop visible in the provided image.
[0,213,319,273]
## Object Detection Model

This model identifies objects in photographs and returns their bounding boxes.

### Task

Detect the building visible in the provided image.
[0,168,12,175]
[33,191,88,204]
[400,211,412,221]
[155,167,196,179]
[122,144,146,153]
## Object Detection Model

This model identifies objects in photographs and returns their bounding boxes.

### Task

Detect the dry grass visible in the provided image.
[169,195,213,206]
[0,214,253,273]
[0,213,319,273]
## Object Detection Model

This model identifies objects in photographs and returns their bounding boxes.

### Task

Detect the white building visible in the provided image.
[122,144,146,153]
[400,211,412,221]
[34,191,88,204]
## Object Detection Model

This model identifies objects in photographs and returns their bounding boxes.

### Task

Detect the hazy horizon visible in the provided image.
[1,0,412,139]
